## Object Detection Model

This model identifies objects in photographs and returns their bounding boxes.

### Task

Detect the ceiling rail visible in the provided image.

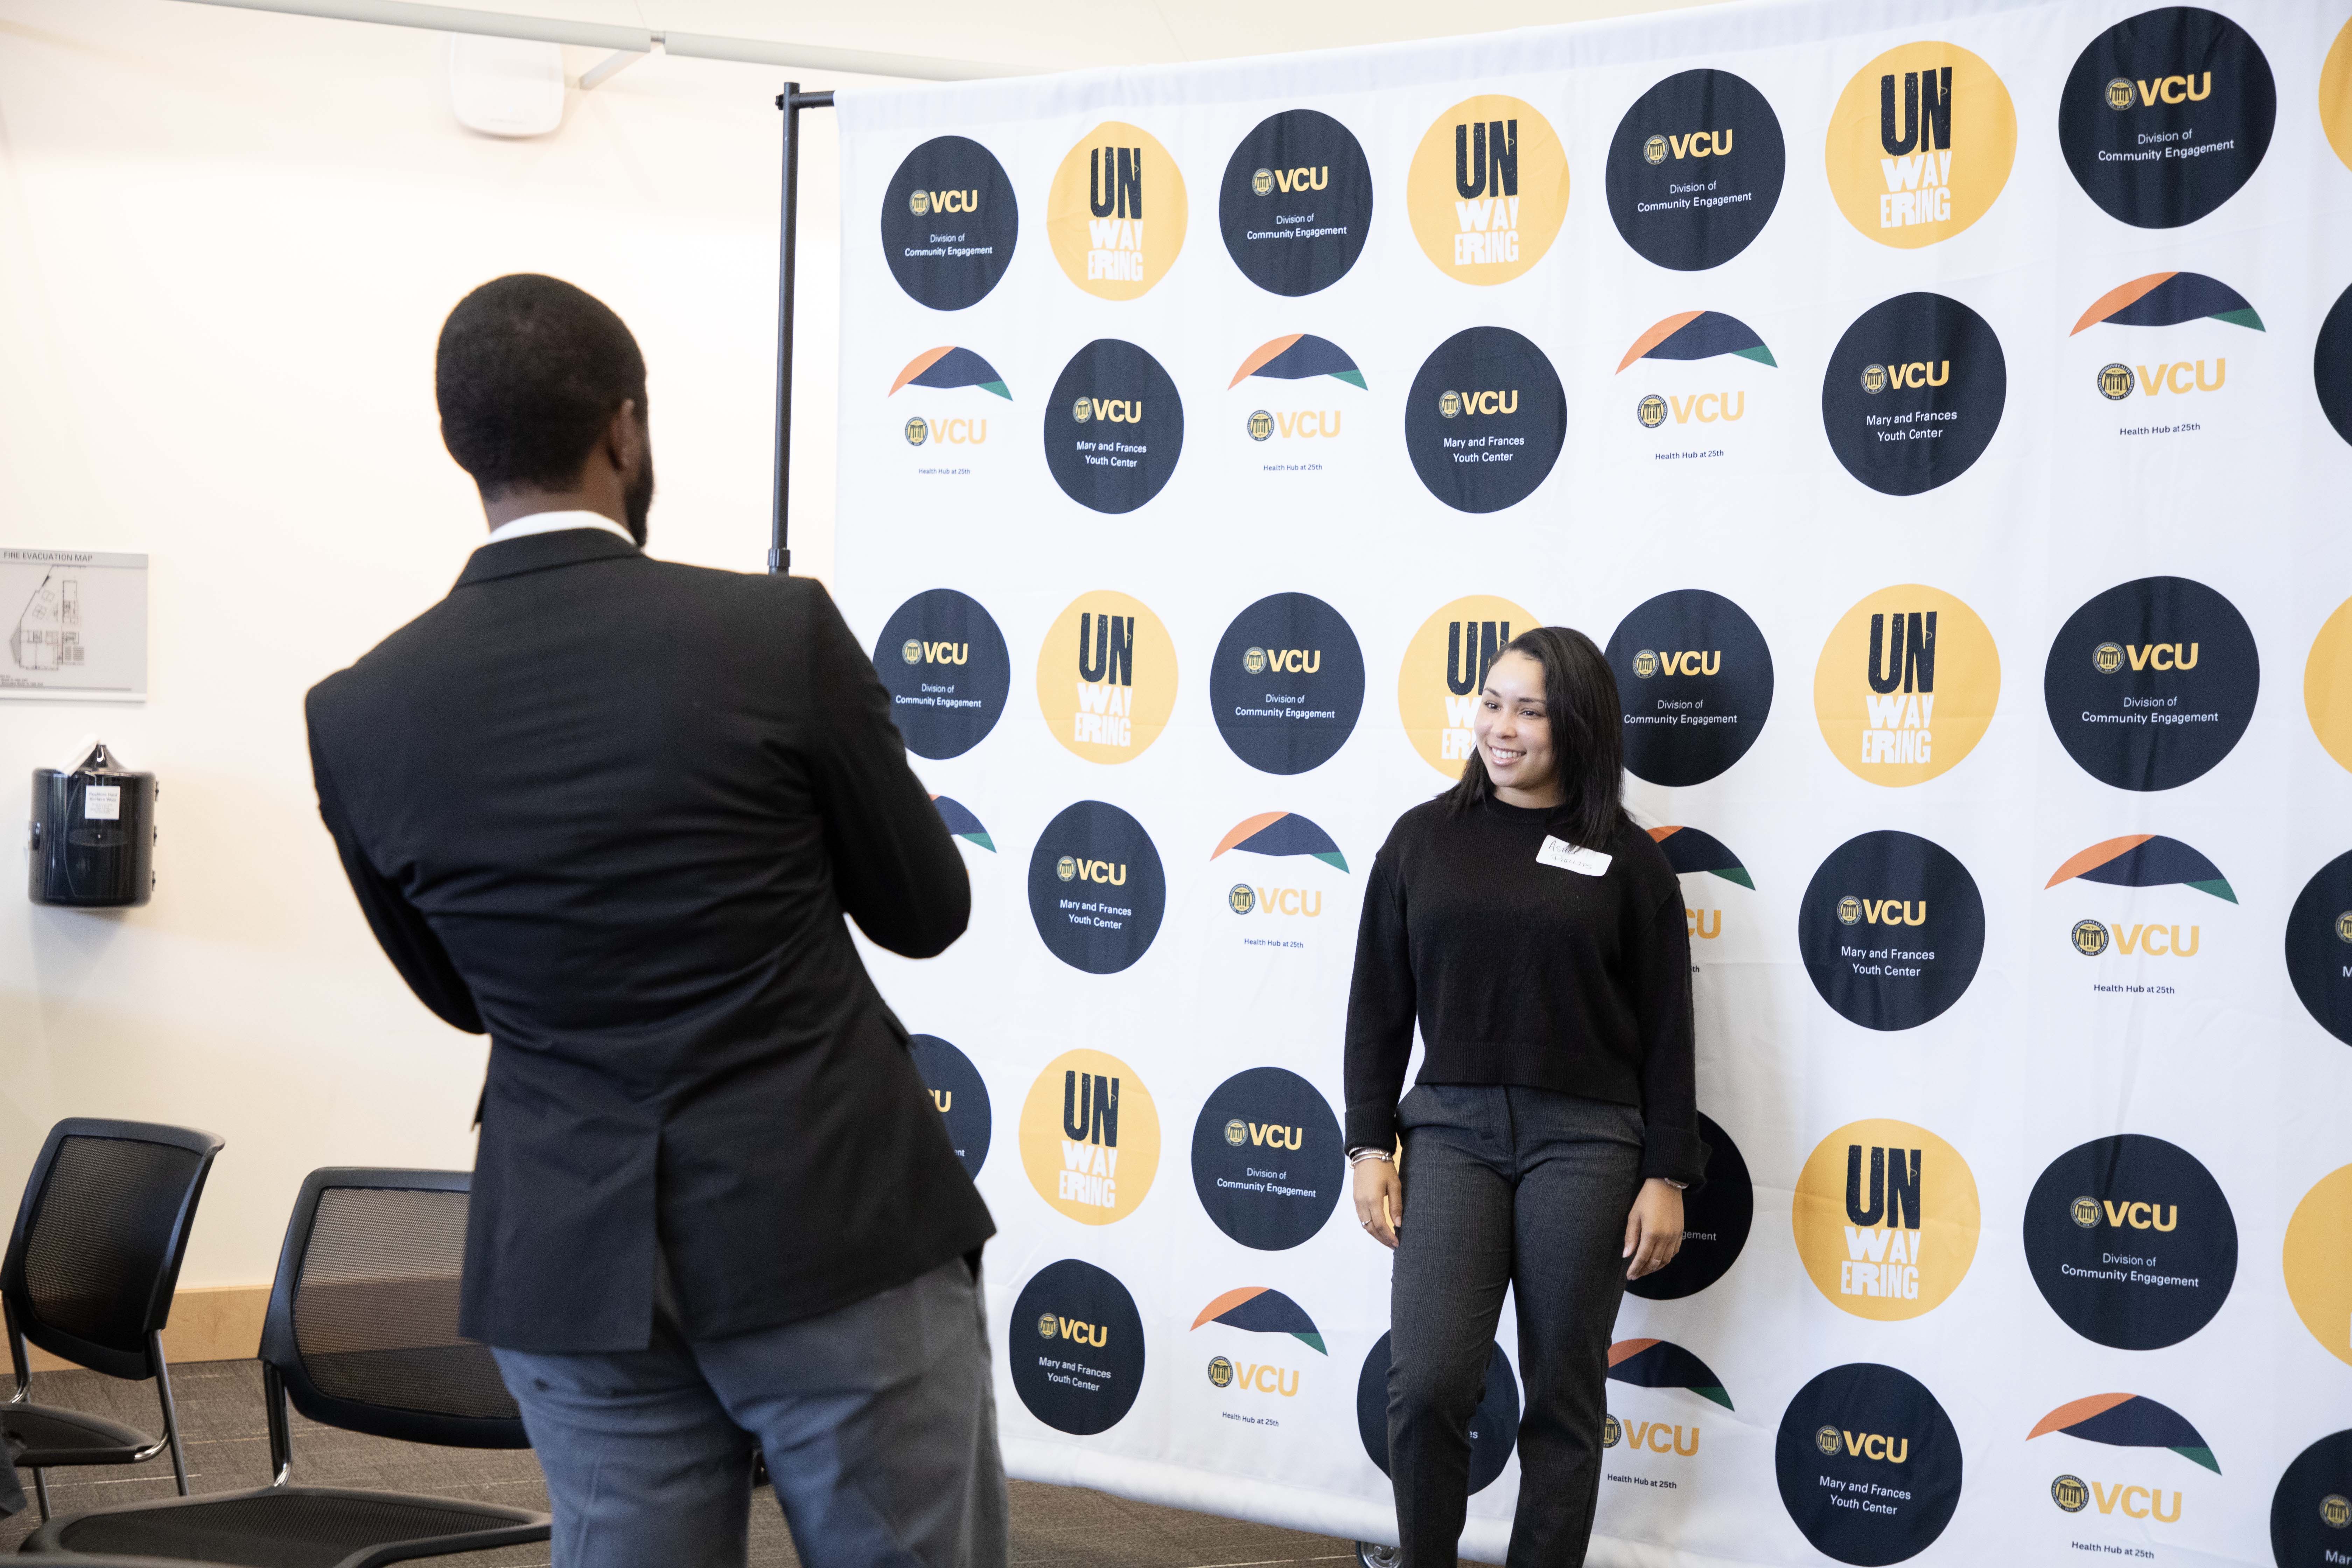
[169,0,1027,81]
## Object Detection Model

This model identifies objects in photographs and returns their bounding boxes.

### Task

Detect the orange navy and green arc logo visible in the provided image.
[890,346,1013,399]
[1212,813,1347,872]
[1607,1338,1732,1409]
[930,796,995,853]
[2071,272,2264,337]
[2029,1393,2219,1474]
[2045,835,2233,902]
[1618,311,1777,372]
[1230,335,1366,391]
[1190,1287,1326,1353]
[1650,826,1752,888]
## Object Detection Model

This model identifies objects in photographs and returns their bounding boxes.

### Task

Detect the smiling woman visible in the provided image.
[1342,625,1708,1568]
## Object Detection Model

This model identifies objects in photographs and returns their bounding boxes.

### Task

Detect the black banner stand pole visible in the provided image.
[770,83,836,575]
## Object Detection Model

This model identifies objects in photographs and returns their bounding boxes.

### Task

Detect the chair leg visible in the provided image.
[150,1331,189,1495]
[31,1465,48,1521]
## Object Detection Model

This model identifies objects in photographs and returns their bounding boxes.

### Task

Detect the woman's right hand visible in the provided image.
[1352,1156,1402,1248]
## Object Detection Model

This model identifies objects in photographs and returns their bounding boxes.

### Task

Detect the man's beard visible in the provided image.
[623,451,654,546]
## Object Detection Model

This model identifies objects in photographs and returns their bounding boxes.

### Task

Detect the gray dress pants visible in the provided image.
[491,1256,1008,1568]
[1387,1086,1645,1567]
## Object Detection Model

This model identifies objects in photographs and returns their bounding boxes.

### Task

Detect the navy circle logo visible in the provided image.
[1625,1111,1754,1300]
[2287,850,2352,1046]
[1009,1259,1146,1435]
[908,1034,991,1178]
[1209,593,1366,774]
[1775,1363,1962,1565]
[871,588,1013,760]
[880,136,1018,310]
[1403,327,1567,513]
[2043,576,2259,791]
[1219,109,1374,296]
[1799,833,1987,1030]
[1027,802,1167,974]
[1189,1067,1343,1250]
[2058,7,2275,229]
[2022,1133,2236,1350]
[1045,341,1184,514]
[2274,1430,2352,1566]
[1605,68,1786,270]
[1606,589,1775,785]
[1822,293,2007,496]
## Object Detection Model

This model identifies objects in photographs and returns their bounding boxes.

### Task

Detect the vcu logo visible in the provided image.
[929,1087,953,1113]
[1861,360,1950,392]
[1228,883,1322,918]
[1830,1427,1911,1463]
[1644,128,1735,162]
[2107,72,2212,108]
[1223,1117,1304,1149]
[1840,896,1927,927]
[1860,610,1938,766]
[1074,611,1136,748]
[2093,641,2201,672]
[1440,620,1512,761]
[1208,1356,1300,1397]
[1251,164,1328,195]
[1439,388,1519,418]
[1877,66,1953,229]
[2320,1493,2350,1528]
[1249,409,1341,440]
[2098,363,2135,400]
[1604,1414,1701,1455]
[1633,648,1721,678]
[1451,119,1521,266]
[2068,1195,2180,1232]
[1073,397,1146,424]
[1687,906,1721,940]
[2052,1474,2183,1522]
[1059,1071,1122,1209]
[1842,1144,1924,1300]
[1637,391,1747,425]
[1058,856,1127,886]
[2111,361,2227,397]
[1247,410,1273,441]
[1086,144,1148,282]
[1637,394,1667,428]
[1244,646,1321,674]
[906,415,985,447]
[1039,1311,1109,1348]
[910,187,979,216]
[2070,919,2200,958]
[904,638,969,666]
[904,416,928,446]
[1227,884,1255,914]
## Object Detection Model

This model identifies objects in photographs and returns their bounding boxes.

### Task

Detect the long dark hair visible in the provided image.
[1442,625,1630,848]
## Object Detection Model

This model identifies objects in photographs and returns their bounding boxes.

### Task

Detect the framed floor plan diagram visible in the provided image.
[2,549,147,700]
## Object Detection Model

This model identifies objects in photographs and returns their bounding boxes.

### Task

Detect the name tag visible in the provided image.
[1538,836,1611,876]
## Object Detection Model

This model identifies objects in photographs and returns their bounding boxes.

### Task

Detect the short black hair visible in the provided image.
[435,274,646,495]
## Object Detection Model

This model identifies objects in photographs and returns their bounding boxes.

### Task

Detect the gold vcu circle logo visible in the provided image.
[1247,410,1274,442]
[903,416,929,446]
[1251,167,1274,195]
[1814,1424,1843,1457]
[1438,390,1463,419]
[2097,363,2135,400]
[1223,1118,1248,1146]
[909,189,933,216]
[2104,77,2135,111]
[2070,1196,2101,1228]
[2052,1474,2090,1513]
[1057,856,1079,882]
[1037,1312,1060,1339]
[2322,1493,2351,1529]
[1208,1355,1235,1388]
[1860,363,1889,395]
[1633,649,1660,679]
[2093,641,2125,674]
[900,639,924,665]
[1072,397,1093,424]
[2072,919,2111,956]
[1243,646,1268,674]
[1637,393,1667,428]
[1228,884,1257,915]
[1837,895,1863,925]
[1603,1414,1622,1447]
[2334,911,2352,944]
[1643,134,1668,164]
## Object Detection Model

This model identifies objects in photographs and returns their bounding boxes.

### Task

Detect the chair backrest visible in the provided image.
[0,1119,224,1381]
[258,1168,527,1450]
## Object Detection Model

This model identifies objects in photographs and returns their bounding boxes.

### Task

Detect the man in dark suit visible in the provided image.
[306,274,1003,1568]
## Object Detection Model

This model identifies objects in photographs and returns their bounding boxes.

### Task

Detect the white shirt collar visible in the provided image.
[480,510,636,548]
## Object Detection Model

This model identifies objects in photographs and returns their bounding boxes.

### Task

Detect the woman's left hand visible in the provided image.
[1622,1178,1686,1280]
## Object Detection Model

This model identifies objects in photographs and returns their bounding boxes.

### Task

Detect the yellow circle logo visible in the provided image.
[1247,410,1273,442]
[2326,20,2352,174]
[1637,394,1667,428]
[1814,584,2001,786]
[1037,591,1179,764]
[2070,1196,2101,1228]
[2104,77,2135,111]
[1251,167,1274,196]
[1020,1048,1160,1226]
[1632,648,1659,678]
[1227,884,1255,915]
[1825,42,2017,247]
[1438,390,1463,419]
[1048,121,1187,301]
[1836,895,1863,925]
[1815,1424,1843,1457]
[2097,363,2135,400]
[1037,1312,1059,1338]
[2053,1475,2090,1512]
[909,189,932,216]
[903,416,929,446]
[1208,1356,1235,1387]
[1407,95,1568,285]
[900,639,924,666]
[2072,919,2110,956]
[2286,1164,2352,1368]
[1793,1118,1980,1320]
[1072,397,1093,424]
[2325,1494,2352,1530]
[2093,641,2124,673]
[1056,856,1078,882]
[1861,363,1888,394]
[1223,1118,1247,1146]
[1243,646,1268,675]
[1643,134,1667,165]
[2304,595,2352,775]
[1399,595,1539,777]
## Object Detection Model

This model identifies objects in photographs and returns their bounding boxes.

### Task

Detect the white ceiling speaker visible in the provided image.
[447,34,567,138]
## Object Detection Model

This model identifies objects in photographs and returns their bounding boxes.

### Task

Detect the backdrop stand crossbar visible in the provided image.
[772,84,835,576]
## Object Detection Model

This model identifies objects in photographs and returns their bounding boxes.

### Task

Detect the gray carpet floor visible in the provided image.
[0,1361,1371,1567]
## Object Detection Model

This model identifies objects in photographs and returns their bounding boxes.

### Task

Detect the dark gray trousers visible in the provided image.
[1387,1086,1645,1568]
[492,1257,1007,1568]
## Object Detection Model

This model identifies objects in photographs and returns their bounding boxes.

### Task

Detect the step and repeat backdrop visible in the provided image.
[832,3,2352,1562]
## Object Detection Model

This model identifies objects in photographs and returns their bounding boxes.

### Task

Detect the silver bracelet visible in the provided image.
[1348,1148,1393,1166]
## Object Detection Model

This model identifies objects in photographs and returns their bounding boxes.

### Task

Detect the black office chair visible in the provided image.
[21,1169,550,1567]
[17,1558,240,1566]
[2,1119,224,1520]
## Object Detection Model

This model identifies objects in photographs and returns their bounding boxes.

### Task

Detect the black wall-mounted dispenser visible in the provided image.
[28,741,155,908]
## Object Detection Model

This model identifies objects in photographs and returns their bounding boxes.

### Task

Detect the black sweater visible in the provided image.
[1342,796,1708,1186]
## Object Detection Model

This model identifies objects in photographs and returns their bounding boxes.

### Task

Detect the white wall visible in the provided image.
[0,0,867,1287]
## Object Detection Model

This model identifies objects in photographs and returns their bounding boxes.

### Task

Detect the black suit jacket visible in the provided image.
[305,528,992,1352]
